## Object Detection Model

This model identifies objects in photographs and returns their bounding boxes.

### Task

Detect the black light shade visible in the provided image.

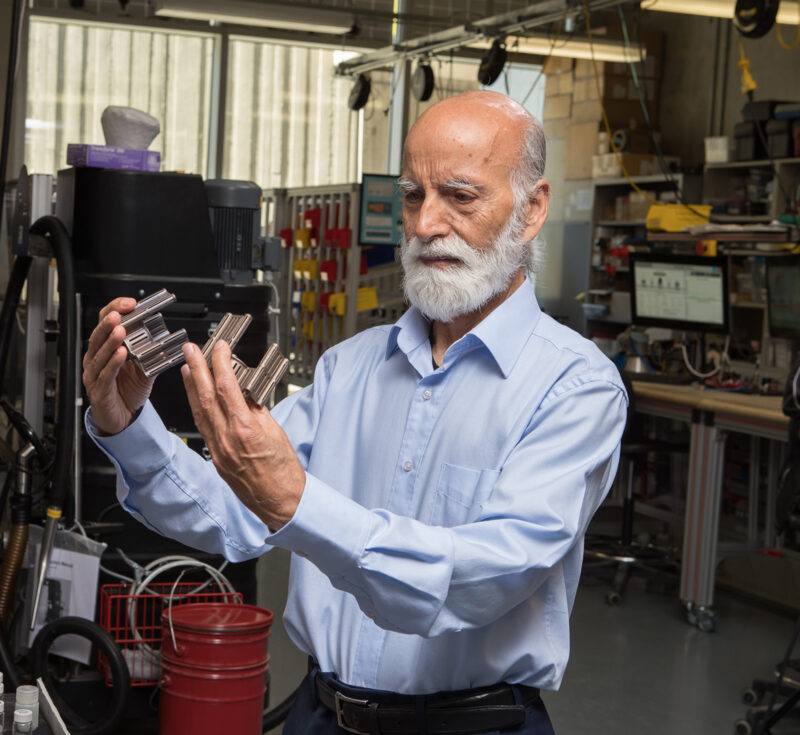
[478,39,507,86]
[734,0,779,37]
[411,63,435,102]
[348,74,371,111]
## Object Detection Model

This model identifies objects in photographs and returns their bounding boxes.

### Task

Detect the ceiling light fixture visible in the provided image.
[152,0,356,34]
[471,34,645,63]
[643,0,799,26]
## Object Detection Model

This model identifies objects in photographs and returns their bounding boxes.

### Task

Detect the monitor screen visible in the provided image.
[766,255,800,339]
[629,254,729,333]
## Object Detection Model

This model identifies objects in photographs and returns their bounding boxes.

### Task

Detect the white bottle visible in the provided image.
[15,685,38,730]
[0,699,5,731]
[13,707,32,733]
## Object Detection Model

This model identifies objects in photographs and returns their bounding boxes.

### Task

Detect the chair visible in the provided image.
[584,370,688,605]
[735,417,800,735]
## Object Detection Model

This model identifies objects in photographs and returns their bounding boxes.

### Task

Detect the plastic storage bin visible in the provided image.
[704,136,731,163]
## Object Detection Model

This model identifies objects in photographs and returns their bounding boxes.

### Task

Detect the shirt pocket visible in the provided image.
[431,463,501,527]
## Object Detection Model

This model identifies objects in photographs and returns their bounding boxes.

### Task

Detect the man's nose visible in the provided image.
[414,194,450,241]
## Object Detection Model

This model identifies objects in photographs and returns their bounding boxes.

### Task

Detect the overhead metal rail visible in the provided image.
[335,0,639,77]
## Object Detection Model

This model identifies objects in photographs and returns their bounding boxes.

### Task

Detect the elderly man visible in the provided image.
[83,90,627,735]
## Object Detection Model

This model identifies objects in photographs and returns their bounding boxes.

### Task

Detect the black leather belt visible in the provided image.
[314,675,540,735]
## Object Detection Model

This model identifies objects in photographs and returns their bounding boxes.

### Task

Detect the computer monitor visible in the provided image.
[766,254,800,339]
[629,254,729,333]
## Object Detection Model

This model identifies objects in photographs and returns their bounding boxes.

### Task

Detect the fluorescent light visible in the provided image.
[643,0,799,26]
[152,0,355,34]
[471,34,645,63]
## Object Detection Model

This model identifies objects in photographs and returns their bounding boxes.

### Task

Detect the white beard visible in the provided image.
[400,216,531,323]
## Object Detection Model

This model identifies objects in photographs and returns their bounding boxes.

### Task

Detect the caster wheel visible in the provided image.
[734,719,752,735]
[606,590,622,606]
[741,688,760,706]
[698,612,717,633]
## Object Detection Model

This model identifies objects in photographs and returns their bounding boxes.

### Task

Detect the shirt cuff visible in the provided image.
[267,473,373,578]
[85,401,173,477]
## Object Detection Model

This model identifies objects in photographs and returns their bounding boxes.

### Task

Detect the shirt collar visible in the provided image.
[386,278,541,378]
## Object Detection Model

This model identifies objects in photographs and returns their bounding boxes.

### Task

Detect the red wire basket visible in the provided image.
[99,581,243,686]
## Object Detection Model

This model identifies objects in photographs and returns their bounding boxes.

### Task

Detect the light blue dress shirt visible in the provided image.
[89,279,627,695]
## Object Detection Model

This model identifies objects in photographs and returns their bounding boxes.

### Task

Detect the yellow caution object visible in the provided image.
[293,259,318,280]
[294,228,311,249]
[357,287,379,312]
[328,293,347,316]
[301,291,317,312]
[646,203,711,233]
[302,321,314,340]
[46,507,62,519]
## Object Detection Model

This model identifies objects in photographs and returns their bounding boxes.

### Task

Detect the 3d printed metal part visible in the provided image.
[120,289,188,378]
[202,313,289,406]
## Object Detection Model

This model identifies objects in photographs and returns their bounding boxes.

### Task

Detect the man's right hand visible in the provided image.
[82,297,156,436]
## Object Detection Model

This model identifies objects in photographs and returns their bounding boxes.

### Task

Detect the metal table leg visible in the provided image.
[681,409,726,632]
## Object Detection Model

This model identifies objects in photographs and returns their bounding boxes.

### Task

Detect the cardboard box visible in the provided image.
[565,122,601,180]
[558,72,574,95]
[543,56,573,75]
[545,74,560,98]
[543,94,572,121]
[66,144,161,172]
[574,59,603,79]
[591,152,659,179]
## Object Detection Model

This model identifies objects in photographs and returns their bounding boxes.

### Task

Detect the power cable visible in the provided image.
[620,5,712,220]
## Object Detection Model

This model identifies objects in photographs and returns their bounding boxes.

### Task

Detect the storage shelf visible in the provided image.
[597,219,648,227]
[648,230,791,243]
[710,214,772,224]
[592,174,684,187]
[705,157,800,170]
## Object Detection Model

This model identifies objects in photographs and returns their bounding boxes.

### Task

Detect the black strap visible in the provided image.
[315,676,538,735]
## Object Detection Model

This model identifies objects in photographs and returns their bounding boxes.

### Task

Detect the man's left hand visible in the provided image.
[181,340,305,532]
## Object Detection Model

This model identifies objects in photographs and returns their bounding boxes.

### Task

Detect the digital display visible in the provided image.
[766,255,800,339]
[630,255,729,333]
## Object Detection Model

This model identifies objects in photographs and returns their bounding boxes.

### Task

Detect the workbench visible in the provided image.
[631,380,790,632]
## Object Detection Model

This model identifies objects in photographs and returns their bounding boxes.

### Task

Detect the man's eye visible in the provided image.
[404,191,423,204]
[454,192,475,203]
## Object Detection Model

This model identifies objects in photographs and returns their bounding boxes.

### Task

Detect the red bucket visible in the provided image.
[159,602,273,735]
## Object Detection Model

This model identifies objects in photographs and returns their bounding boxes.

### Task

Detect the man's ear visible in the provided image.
[522,179,550,243]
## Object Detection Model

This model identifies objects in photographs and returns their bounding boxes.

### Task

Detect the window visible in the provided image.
[25,18,215,176]
[223,39,359,188]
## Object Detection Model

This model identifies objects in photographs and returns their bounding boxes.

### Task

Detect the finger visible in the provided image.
[181,343,224,427]
[90,344,128,395]
[84,318,126,377]
[210,341,249,418]
[98,297,137,322]
[83,324,126,386]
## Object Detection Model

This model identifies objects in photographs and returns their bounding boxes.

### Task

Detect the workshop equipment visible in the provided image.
[159,603,273,735]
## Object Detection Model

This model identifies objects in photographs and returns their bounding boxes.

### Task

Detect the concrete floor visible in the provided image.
[258,552,799,734]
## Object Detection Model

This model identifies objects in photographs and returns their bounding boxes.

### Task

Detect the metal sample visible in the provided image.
[202,313,289,406]
[120,289,188,378]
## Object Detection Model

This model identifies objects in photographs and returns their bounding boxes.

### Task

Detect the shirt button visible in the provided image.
[403,460,413,472]
[423,389,432,400]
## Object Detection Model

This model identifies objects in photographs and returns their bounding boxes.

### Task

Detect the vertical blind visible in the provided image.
[223,40,359,188]
[25,18,361,189]
[26,18,215,177]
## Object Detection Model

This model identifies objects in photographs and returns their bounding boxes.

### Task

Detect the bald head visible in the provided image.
[404,90,546,206]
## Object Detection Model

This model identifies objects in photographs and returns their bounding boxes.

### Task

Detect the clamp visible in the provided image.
[202,313,288,406]
[120,289,188,378]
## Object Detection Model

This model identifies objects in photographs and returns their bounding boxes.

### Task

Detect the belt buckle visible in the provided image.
[334,690,371,735]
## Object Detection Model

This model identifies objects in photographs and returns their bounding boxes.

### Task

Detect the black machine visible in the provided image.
[55,168,274,591]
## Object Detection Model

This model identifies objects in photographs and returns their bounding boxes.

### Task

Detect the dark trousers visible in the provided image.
[282,671,556,735]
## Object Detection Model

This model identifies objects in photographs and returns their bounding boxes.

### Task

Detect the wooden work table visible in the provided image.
[629,378,790,632]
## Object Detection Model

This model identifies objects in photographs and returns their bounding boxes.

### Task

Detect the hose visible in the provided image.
[262,688,299,733]
[0,508,28,627]
[0,255,33,389]
[31,616,130,735]
[29,216,76,510]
